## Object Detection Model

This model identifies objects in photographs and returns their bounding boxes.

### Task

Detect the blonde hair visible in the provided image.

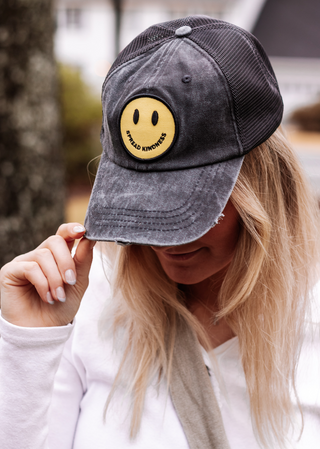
[99,128,320,447]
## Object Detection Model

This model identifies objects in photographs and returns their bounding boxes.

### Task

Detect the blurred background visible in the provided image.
[1,0,320,266]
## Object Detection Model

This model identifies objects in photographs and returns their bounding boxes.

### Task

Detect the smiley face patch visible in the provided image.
[120,96,177,160]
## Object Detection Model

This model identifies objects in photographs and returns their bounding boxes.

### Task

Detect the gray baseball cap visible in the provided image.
[84,16,283,246]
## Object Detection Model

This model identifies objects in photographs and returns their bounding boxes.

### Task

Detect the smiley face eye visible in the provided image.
[133,109,139,125]
[152,110,158,126]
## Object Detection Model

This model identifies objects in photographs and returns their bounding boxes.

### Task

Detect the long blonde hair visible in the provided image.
[99,128,320,447]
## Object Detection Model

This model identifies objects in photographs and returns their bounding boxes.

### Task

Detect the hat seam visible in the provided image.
[145,40,182,91]
[92,196,211,234]
[159,20,276,84]
[91,165,223,226]
[93,165,215,216]
[103,33,174,89]
[169,20,278,88]
[93,221,199,233]
[93,210,205,231]
[102,43,169,93]
[183,38,243,156]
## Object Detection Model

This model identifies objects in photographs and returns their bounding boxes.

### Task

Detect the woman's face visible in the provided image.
[151,200,240,286]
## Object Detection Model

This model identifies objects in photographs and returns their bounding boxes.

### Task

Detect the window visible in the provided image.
[66,8,82,28]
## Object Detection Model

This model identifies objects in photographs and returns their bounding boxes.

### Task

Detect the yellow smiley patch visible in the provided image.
[120,97,176,160]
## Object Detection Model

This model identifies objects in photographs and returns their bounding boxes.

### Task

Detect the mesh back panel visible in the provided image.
[106,17,283,153]
[189,25,282,152]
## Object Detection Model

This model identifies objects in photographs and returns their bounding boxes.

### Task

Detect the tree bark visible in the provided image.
[0,0,64,267]
[111,0,123,57]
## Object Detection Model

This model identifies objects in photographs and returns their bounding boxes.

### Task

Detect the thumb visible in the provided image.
[73,238,96,287]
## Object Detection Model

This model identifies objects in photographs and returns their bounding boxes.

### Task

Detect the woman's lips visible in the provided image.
[160,248,202,261]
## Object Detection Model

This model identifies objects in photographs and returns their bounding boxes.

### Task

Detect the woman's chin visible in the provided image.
[163,267,207,285]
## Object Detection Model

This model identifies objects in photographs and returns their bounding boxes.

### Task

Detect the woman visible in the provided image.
[1,16,320,449]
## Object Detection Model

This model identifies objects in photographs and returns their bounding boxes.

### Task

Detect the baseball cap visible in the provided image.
[84,16,283,246]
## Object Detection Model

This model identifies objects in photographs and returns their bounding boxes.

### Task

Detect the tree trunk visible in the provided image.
[0,0,64,267]
[112,0,123,57]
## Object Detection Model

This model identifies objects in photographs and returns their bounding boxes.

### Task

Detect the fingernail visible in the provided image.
[47,292,55,305]
[73,225,85,234]
[65,269,76,285]
[56,286,66,302]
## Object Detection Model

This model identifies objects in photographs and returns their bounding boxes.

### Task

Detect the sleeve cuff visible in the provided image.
[0,314,74,348]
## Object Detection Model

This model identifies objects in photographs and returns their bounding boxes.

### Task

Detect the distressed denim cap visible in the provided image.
[84,16,283,246]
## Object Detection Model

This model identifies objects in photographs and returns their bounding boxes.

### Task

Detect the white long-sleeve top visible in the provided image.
[0,249,320,449]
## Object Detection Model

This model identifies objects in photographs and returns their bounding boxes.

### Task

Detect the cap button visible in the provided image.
[175,26,192,37]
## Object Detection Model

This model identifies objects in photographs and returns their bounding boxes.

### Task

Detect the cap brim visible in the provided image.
[84,154,243,246]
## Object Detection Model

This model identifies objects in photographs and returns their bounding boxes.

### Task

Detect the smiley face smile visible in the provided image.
[120,96,176,160]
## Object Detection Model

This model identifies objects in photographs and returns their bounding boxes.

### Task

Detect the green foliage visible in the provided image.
[58,64,102,186]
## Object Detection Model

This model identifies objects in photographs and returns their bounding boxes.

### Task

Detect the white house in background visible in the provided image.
[268,58,320,118]
[54,0,320,119]
[252,0,320,118]
[54,0,115,91]
[54,0,267,93]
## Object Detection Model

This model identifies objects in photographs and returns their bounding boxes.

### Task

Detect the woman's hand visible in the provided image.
[0,223,96,328]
